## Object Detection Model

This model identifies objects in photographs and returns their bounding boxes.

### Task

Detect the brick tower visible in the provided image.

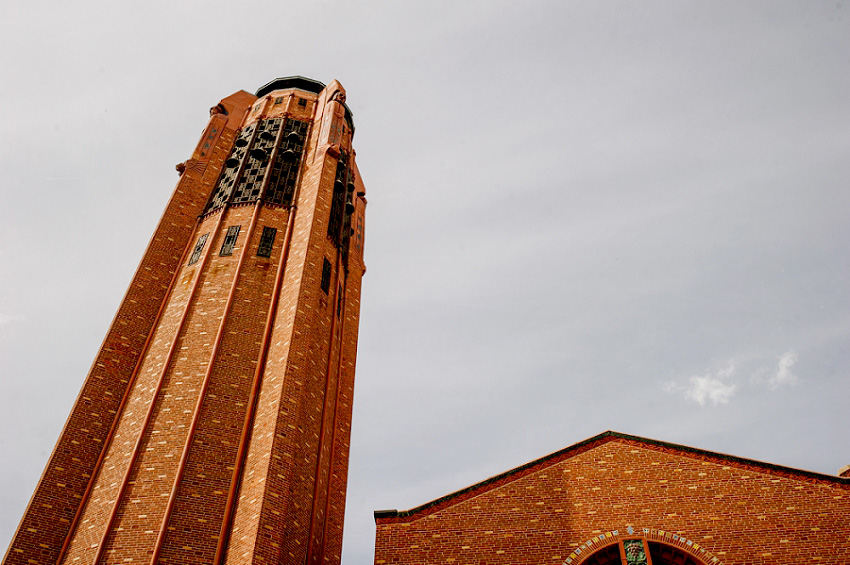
[3,77,366,565]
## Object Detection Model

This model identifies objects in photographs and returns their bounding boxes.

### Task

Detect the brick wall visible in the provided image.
[374,432,850,565]
[4,79,366,565]
[225,81,365,565]
[2,90,254,565]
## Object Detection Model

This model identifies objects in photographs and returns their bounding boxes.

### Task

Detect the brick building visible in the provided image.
[374,431,850,564]
[2,77,366,565]
[4,75,848,565]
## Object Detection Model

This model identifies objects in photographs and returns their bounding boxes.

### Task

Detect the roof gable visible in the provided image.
[375,430,848,523]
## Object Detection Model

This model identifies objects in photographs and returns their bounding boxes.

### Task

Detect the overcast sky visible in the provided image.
[1,1,848,563]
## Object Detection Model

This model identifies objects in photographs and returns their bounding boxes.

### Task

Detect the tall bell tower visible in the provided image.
[3,76,366,565]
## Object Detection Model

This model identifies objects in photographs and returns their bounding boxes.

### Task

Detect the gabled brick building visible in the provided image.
[374,431,850,564]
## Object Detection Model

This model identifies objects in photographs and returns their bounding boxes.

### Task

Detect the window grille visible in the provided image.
[219,226,241,256]
[232,119,281,204]
[265,119,309,206]
[257,226,277,258]
[327,156,348,245]
[205,122,256,213]
[207,118,307,213]
[188,233,209,265]
[327,155,355,270]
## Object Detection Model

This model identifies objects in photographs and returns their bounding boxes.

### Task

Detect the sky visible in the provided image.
[1,1,849,563]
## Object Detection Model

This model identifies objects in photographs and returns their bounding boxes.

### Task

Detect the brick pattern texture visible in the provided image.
[3,79,366,565]
[374,433,850,565]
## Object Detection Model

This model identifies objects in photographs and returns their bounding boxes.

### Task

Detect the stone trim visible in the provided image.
[567,527,719,565]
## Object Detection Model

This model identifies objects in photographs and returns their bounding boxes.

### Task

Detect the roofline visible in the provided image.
[255,76,355,132]
[374,430,849,522]
[255,76,326,98]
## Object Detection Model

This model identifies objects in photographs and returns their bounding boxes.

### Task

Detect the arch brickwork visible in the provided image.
[566,528,717,565]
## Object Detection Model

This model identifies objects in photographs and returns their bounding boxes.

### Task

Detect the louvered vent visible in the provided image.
[204,118,309,214]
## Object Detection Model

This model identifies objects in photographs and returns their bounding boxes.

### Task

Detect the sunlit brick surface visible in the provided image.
[4,78,366,565]
[374,432,850,565]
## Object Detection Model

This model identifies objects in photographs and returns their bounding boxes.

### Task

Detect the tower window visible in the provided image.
[188,233,209,266]
[320,258,332,294]
[337,283,343,317]
[274,97,283,105]
[298,98,307,107]
[257,226,277,258]
[220,226,241,256]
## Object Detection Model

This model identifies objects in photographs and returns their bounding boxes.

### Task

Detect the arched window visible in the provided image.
[579,539,706,565]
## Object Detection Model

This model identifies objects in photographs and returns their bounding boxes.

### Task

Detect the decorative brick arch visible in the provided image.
[564,528,722,565]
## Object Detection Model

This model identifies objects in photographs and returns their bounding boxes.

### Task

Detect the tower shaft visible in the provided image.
[3,78,366,565]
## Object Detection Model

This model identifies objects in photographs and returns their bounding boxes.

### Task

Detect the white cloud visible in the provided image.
[749,349,800,390]
[0,314,21,327]
[767,349,798,390]
[666,350,800,405]
[664,361,738,406]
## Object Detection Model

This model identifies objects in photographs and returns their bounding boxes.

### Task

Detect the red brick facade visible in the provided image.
[3,77,366,565]
[374,432,850,564]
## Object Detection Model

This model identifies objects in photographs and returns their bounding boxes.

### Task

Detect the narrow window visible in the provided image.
[320,258,332,294]
[219,225,241,256]
[188,233,209,265]
[337,283,343,317]
[257,226,277,258]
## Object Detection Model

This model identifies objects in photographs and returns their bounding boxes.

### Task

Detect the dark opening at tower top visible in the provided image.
[256,76,354,131]
[256,76,326,98]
